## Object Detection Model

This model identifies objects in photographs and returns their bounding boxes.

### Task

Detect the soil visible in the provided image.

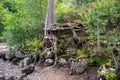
[24,65,98,80]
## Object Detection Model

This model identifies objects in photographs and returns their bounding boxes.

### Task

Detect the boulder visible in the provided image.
[22,64,35,75]
[58,58,68,68]
[45,51,53,59]
[68,58,74,67]
[19,58,31,68]
[5,76,14,80]
[69,58,88,75]
[44,59,54,66]
[12,58,21,65]
[14,50,25,59]
[0,52,6,60]
[14,74,25,80]
[0,71,5,80]
[5,51,15,61]
[28,52,37,64]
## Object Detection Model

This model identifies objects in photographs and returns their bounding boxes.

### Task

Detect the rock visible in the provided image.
[58,58,68,68]
[45,51,53,59]
[5,51,15,61]
[19,58,31,68]
[14,50,25,59]
[0,71,5,80]
[14,50,37,64]
[44,59,54,66]
[12,58,21,65]
[22,64,35,75]
[0,52,6,60]
[5,76,14,80]
[68,58,74,68]
[14,74,25,80]
[28,52,37,64]
[69,58,88,75]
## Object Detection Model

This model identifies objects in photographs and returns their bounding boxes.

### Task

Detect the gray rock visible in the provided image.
[14,74,25,80]
[68,58,74,67]
[14,51,25,59]
[45,51,53,59]
[0,52,6,60]
[5,51,15,61]
[19,58,31,68]
[69,58,88,75]
[58,58,68,68]
[5,76,14,80]
[44,59,54,66]
[0,71,5,80]
[22,64,35,75]
[12,58,21,65]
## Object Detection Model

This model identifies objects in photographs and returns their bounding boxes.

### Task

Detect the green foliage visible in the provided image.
[0,2,7,36]
[98,70,116,80]
[76,49,88,59]
[76,49,85,56]
[89,55,106,65]
[3,1,17,13]
[80,0,120,27]
[0,0,120,54]
[55,0,72,22]
[2,0,46,48]
[57,10,80,23]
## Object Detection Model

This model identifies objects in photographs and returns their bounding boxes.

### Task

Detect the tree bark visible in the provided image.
[39,0,58,66]
[44,0,55,38]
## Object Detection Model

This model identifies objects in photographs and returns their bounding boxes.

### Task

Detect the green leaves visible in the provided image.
[98,70,116,80]
[2,0,46,48]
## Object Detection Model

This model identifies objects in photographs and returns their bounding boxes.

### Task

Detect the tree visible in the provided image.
[39,0,58,66]
[44,0,55,38]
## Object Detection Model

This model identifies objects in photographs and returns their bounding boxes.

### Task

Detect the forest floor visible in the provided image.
[0,43,98,80]
[24,65,98,80]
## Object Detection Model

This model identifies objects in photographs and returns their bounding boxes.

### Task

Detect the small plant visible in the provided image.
[89,55,106,66]
[98,70,117,80]
[76,49,88,59]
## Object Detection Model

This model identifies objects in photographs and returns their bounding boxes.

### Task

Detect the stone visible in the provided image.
[14,74,25,80]
[22,64,35,75]
[14,50,37,64]
[28,52,37,64]
[69,58,88,75]
[19,58,31,68]
[44,59,54,66]
[12,58,21,65]
[5,51,15,61]
[45,51,53,59]
[68,58,74,68]
[0,71,5,80]
[5,76,14,80]
[0,52,6,60]
[58,58,68,68]
[14,50,25,59]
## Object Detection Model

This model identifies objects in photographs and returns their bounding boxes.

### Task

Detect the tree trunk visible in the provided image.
[44,0,55,38]
[39,0,58,66]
